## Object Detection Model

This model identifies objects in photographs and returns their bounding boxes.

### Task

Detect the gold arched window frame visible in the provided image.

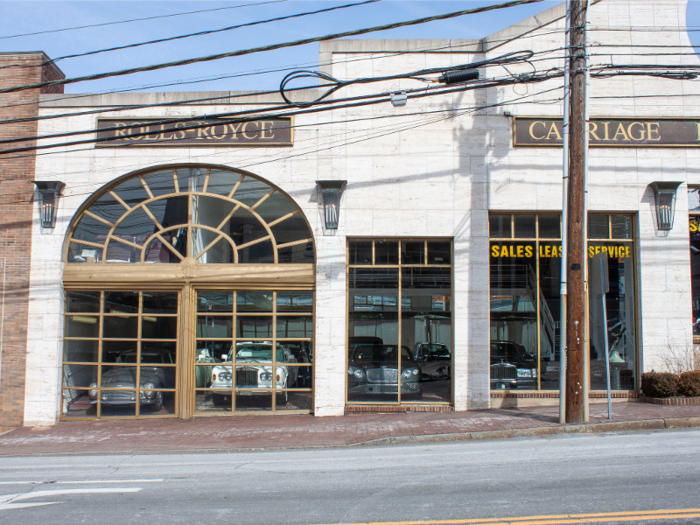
[63,164,315,267]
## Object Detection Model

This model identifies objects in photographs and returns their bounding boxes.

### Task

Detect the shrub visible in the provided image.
[679,371,700,397]
[641,372,679,398]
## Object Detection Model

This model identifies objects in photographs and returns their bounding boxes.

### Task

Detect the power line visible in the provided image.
[36,0,382,68]
[0,0,289,40]
[1,69,560,157]
[0,51,534,146]
[0,0,544,95]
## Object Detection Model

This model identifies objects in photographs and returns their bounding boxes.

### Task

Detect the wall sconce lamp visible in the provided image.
[649,181,683,231]
[33,181,65,228]
[316,180,346,230]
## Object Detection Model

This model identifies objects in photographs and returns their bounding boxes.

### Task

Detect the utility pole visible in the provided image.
[565,0,588,424]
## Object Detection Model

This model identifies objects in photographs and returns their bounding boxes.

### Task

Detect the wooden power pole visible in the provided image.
[565,0,588,424]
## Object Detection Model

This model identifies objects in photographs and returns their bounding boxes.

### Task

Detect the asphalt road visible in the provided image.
[0,429,699,525]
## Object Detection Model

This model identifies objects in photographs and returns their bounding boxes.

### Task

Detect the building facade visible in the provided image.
[1,0,698,427]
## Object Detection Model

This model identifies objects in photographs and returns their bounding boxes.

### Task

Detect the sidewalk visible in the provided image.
[1,402,699,457]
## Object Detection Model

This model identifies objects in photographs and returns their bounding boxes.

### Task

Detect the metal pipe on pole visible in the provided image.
[582,0,591,423]
[558,0,572,425]
[565,0,588,424]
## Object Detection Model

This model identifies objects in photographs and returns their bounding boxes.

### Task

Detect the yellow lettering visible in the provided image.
[128,122,142,140]
[210,124,227,140]
[501,246,508,257]
[625,246,630,258]
[691,219,698,233]
[545,245,552,257]
[696,122,700,141]
[647,122,661,141]
[492,245,500,258]
[529,121,547,140]
[516,245,524,257]
[588,121,601,141]
[509,245,515,257]
[174,122,186,140]
[546,122,563,140]
[115,123,127,137]
[228,122,243,138]
[613,123,631,141]
[602,121,611,141]
[540,245,545,257]
[260,121,276,140]
[141,126,159,141]
[628,122,646,141]
[196,123,211,140]
[589,246,595,258]
[159,124,173,141]
[595,246,601,255]
[241,121,258,139]
[525,246,533,258]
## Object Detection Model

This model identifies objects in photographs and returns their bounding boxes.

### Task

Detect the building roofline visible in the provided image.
[0,51,66,78]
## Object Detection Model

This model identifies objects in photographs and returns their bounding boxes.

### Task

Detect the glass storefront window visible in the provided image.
[489,214,637,392]
[347,239,452,405]
[62,291,179,419]
[194,290,313,414]
[689,188,700,337]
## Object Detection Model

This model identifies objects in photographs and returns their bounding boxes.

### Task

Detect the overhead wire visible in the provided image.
[0,0,545,94]
[0,0,289,40]
[22,0,382,69]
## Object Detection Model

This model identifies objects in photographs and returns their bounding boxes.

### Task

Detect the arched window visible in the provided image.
[66,166,314,265]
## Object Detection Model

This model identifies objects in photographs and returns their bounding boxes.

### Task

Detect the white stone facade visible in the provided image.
[23,0,699,425]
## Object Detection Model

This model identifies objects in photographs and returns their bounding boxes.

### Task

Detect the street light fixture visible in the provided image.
[649,181,683,231]
[316,180,346,230]
[33,181,65,229]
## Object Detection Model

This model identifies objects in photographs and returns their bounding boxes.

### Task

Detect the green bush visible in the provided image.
[641,372,679,398]
[679,371,700,397]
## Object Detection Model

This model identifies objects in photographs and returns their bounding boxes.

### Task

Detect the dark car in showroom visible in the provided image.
[88,350,175,412]
[347,343,421,395]
[412,342,451,380]
[490,340,537,390]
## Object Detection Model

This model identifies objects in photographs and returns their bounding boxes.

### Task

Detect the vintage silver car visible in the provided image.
[88,350,174,412]
[210,342,298,405]
[347,344,421,395]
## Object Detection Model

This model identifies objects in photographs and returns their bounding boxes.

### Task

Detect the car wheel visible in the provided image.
[150,391,163,412]
[212,394,229,406]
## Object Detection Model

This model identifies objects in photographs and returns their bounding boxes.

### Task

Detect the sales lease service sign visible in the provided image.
[513,117,700,147]
[95,117,293,147]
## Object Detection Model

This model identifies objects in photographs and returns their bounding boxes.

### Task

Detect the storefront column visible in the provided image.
[638,184,693,372]
[313,235,347,416]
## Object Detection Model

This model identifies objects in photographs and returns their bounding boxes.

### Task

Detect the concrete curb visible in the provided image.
[361,417,697,447]
[1,417,699,457]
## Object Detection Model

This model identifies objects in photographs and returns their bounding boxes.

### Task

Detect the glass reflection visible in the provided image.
[141,316,177,339]
[103,316,138,339]
[62,389,96,418]
[490,241,538,389]
[198,292,233,313]
[197,316,233,338]
[539,242,562,390]
[62,364,98,388]
[236,316,273,339]
[142,292,178,314]
[237,292,274,312]
[691,217,700,336]
[588,242,636,390]
[65,315,99,338]
[64,339,99,363]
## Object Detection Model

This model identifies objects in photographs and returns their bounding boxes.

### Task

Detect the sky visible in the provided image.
[0,0,699,94]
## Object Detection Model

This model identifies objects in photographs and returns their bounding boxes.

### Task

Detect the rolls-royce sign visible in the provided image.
[96,117,293,147]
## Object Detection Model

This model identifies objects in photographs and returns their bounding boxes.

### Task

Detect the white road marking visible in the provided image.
[0,487,142,511]
[0,479,162,485]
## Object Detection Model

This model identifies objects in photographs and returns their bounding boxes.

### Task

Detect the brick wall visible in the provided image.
[0,52,64,427]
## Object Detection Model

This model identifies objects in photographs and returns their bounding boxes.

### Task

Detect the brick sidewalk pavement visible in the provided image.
[1,402,699,457]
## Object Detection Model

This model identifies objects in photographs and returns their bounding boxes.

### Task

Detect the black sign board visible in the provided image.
[513,117,700,147]
[96,117,293,147]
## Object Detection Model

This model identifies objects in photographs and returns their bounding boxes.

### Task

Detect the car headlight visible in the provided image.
[532,368,538,378]
[349,366,365,379]
[516,368,532,378]
[402,368,419,379]
[260,372,273,381]
[141,382,155,390]
[88,383,97,398]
